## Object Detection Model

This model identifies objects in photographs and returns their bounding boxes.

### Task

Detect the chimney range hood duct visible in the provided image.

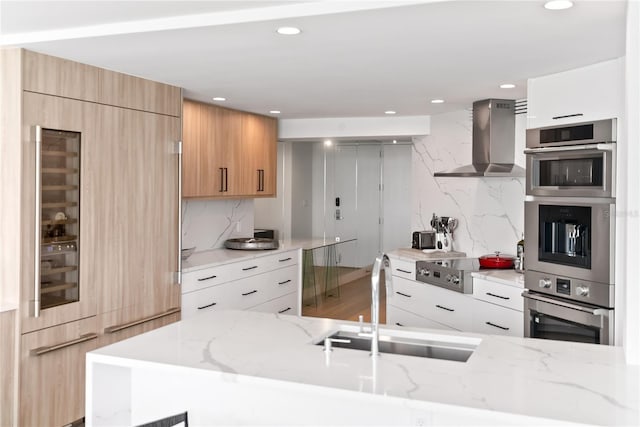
[434,99,525,177]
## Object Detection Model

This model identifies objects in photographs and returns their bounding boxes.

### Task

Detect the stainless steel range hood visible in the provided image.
[434,99,525,177]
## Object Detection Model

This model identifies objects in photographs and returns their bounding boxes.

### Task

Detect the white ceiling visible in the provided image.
[0,0,627,119]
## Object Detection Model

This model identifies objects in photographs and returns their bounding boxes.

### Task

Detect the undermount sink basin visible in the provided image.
[316,328,479,363]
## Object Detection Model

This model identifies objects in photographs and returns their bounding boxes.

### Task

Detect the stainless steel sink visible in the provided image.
[317,330,477,362]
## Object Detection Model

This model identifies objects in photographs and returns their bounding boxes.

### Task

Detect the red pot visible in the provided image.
[479,252,515,269]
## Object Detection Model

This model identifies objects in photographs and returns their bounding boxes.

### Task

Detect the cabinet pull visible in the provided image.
[486,321,510,331]
[278,279,292,285]
[436,304,454,312]
[396,291,412,298]
[104,307,180,334]
[278,307,292,314]
[395,322,405,327]
[257,169,261,192]
[33,125,42,318]
[552,113,584,120]
[31,332,98,356]
[197,274,217,282]
[279,257,292,262]
[197,302,217,310]
[242,290,258,296]
[486,292,510,300]
[396,268,412,274]
[219,168,225,192]
[242,266,258,271]
[224,168,228,192]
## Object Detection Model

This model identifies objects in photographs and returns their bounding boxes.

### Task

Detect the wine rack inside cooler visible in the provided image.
[40,128,80,310]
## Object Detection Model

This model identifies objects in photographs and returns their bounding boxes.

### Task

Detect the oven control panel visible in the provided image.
[526,270,613,308]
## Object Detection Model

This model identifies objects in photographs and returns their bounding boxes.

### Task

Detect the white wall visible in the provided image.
[290,142,314,239]
[182,199,254,251]
[411,110,526,256]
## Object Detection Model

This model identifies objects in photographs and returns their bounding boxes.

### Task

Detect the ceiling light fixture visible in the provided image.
[270,110,281,114]
[500,83,516,89]
[277,26,301,35]
[212,97,226,101]
[431,99,444,104]
[324,139,332,147]
[393,140,397,144]
[544,0,573,10]
[385,110,396,115]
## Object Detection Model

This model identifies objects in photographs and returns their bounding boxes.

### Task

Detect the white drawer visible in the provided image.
[182,263,236,294]
[181,282,238,319]
[389,258,415,280]
[473,278,523,312]
[251,292,298,316]
[386,305,455,331]
[422,285,473,331]
[258,265,300,302]
[471,299,524,337]
[387,277,428,316]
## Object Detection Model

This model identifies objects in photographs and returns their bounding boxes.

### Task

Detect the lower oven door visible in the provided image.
[523,290,614,345]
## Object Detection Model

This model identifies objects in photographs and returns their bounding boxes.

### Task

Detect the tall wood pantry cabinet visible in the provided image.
[0,49,182,426]
[182,99,277,199]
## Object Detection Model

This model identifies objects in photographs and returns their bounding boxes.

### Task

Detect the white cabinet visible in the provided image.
[182,250,301,319]
[527,58,624,129]
[386,258,472,332]
[471,277,524,337]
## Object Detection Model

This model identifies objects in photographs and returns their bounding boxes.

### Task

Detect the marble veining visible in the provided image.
[89,310,639,426]
[182,199,254,251]
[411,110,526,257]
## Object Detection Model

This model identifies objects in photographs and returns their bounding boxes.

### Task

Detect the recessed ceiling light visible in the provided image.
[324,139,332,147]
[544,0,573,10]
[500,83,516,89]
[270,110,281,114]
[385,111,396,115]
[212,97,226,101]
[431,99,445,104]
[277,26,301,35]
[393,140,397,144]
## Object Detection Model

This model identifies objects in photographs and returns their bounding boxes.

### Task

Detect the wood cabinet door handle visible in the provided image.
[31,333,98,356]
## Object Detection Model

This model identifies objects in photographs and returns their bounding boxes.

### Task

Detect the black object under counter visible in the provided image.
[254,229,278,239]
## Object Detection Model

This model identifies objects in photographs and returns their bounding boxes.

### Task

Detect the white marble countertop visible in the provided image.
[472,269,525,288]
[181,238,356,273]
[88,310,639,426]
[388,247,467,262]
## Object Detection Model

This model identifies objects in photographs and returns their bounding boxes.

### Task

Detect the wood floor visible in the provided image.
[302,269,386,323]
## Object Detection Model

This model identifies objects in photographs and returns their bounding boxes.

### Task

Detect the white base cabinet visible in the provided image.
[182,250,301,318]
[471,277,524,337]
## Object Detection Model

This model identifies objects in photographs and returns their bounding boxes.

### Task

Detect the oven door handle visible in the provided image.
[524,143,614,154]
[521,290,607,315]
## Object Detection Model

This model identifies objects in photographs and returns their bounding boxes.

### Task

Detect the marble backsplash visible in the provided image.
[182,199,254,251]
[411,109,526,257]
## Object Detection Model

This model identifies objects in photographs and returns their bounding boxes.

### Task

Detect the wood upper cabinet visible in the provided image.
[182,99,277,199]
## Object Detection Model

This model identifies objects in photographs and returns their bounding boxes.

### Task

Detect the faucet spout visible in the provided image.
[370,253,392,357]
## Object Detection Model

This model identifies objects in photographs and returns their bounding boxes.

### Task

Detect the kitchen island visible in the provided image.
[86,310,638,426]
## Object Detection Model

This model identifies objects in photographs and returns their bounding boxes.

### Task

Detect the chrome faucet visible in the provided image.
[369,253,392,357]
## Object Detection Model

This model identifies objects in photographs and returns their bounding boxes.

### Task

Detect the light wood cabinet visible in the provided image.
[19,316,98,427]
[182,99,277,199]
[1,48,182,426]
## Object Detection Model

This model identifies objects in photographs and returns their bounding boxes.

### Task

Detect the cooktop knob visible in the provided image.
[539,278,552,289]
[450,275,460,285]
[576,286,590,297]
[419,268,430,276]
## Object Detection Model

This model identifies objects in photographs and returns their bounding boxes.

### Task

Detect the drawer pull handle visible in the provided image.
[104,307,181,334]
[396,268,412,274]
[242,290,258,296]
[552,113,584,120]
[31,332,98,356]
[197,302,217,310]
[436,304,454,312]
[396,292,412,298]
[486,321,510,331]
[242,266,258,271]
[486,292,510,300]
[279,257,292,262]
[395,322,404,327]
[278,307,292,314]
[197,275,217,282]
[278,279,292,285]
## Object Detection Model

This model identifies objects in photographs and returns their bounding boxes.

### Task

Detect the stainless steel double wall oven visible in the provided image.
[523,119,616,345]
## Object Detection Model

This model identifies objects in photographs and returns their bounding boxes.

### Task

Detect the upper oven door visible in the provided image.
[525,143,615,198]
[526,118,616,149]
